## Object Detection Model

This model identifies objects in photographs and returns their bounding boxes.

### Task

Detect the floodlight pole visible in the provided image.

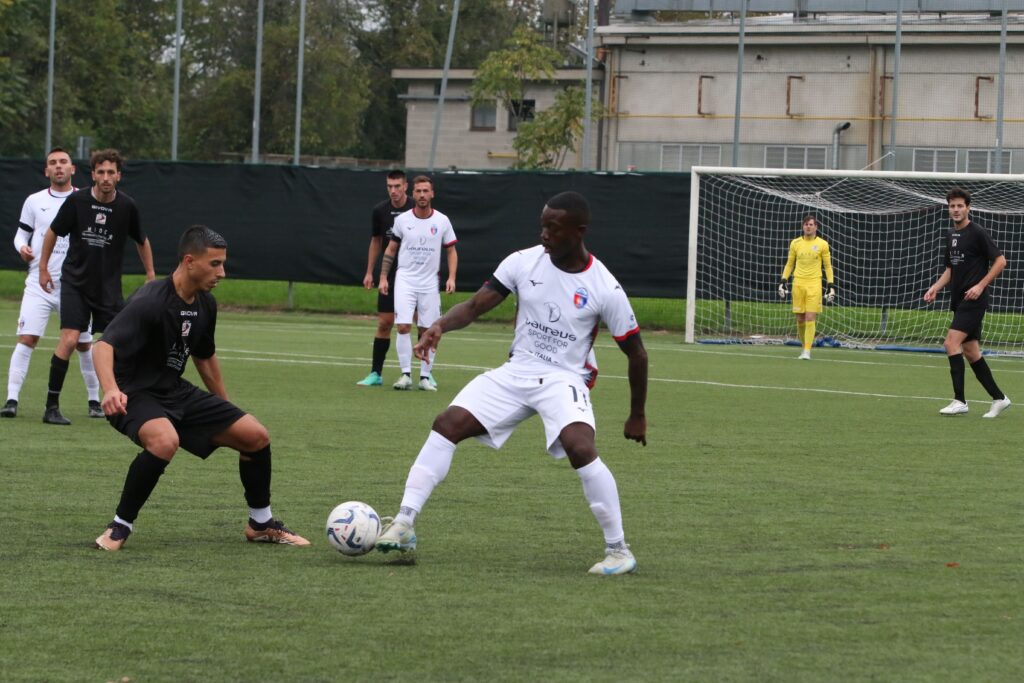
[45,0,56,155]
[171,0,183,161]
[582,0,596,170]
[887,0,903,171]
[293,0,306,165]
[730,0,747,167]
[428,0,460,172]
[995,1,1008,173]
[251,0,265,164]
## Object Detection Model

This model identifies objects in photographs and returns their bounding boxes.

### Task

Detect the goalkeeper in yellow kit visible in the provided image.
[778,215,835,360]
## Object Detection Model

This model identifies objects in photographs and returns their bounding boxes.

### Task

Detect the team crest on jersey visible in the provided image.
[95,213,107,225]
[430,225,438,236]
[811,245,819,252]
[573,287,589,309]
[181,321,192,337]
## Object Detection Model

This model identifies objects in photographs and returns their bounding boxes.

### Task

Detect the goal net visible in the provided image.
[686,167,1024,354]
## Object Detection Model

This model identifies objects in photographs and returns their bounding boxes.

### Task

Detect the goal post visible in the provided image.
[686,166,1024,354]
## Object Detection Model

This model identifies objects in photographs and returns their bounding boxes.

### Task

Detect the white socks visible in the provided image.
[249,506,273,524]
[6,342,32,401]
[576,458,625,546]
[396,431,456,523]
[420,347,435,379]
[396,332,412,374]
[77,347,100,402]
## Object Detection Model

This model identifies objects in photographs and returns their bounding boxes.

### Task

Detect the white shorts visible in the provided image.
[450,364,596,459]
[394,281,441,327]
[17,285,93,342]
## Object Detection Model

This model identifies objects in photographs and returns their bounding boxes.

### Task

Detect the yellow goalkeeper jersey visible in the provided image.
[782,236,834,284]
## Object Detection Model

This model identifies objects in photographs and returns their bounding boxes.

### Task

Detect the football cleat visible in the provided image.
[88,400,104,418]
[393,374,413,390]
[95,521,131,551]
[0,399,17,418]
[244,518,311,546]
[798,350,811,360]
[375,519,417,553]
[42,406,71,425]
[418,377,437,392]
[356,371,383,387]
[939,400,969,416]
[982,395,1011,419]
[588,546,638,576]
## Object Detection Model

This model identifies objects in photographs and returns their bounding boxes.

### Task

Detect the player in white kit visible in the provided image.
[375,191,649,576]
[2,148,100,419]
[378,175,457,391]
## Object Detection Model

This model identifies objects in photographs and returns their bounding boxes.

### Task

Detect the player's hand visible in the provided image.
[965,284,984,300]
[445,278,455,294]
[362,273,374,290]
[379,280,389,296]
[101,389,128,416]
[624,414,647,446]
[414,324,443,361]
[923,287,937,303]
[826,285,836,304]
[19,246,33,263]
[39,269,54,293]
[777,281,789,299]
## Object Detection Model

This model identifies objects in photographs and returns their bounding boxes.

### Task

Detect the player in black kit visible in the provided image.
[92,225,310,551]
[357,169,413,386]
[924,187,1011,418]
[38,148,155,425]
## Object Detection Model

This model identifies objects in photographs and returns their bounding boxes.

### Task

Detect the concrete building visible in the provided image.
[394,8,1023,173]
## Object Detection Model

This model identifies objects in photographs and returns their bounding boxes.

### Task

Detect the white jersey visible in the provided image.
[16,187,75,289]
[392,208,457,292]
[493,245,639,378]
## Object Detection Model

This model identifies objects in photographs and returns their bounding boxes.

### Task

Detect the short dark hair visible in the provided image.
[387,170,406,181]
[178,225,227,262]
[90,148,124,172]
[947,186,971,205]
[802,214,817,225]
[412,175,433,188]
[545,191,590,226]
[47,146,71,159]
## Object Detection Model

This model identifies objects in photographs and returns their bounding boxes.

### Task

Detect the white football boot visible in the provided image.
[983,396,1011,419]
[939,400,969,416]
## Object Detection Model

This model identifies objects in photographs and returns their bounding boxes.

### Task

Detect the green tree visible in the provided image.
[512,86,601,170]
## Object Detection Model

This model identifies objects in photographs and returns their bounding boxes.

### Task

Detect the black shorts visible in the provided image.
[377,274,395,314]
[950,305,985,342]
[108,381,247,459]
[60,280,123,334]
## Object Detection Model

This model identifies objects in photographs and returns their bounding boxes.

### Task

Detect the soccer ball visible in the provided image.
[325,501,381,556]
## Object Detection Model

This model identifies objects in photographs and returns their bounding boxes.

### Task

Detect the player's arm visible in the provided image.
[444,244,458,294]
[779,242,796,298]
[14,226,33,263]
[965,255,1007,301]
[92,340,128,416]
[414,282,507,361]
[924,267,952,303]
[378,240,399,296]
[136,237,156,281]
[617,333,648,446]
[38,229,58,292]
[822,243,836,303]
[364,235,382,289]
[193,355,228,400]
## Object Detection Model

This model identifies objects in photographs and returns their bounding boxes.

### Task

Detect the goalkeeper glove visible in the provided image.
[826,284,836,304]
[777,280,789,299]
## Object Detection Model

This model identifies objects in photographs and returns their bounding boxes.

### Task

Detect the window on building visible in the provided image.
[660,144,722,171]
[471,102,497,131]
[913,148,957,173]
[966,149,1012,174]
[508,100,536,131]
[765,146,827,169]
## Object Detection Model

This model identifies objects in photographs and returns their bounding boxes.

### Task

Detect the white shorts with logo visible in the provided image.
[450,363,596,459]
[394,280,441,328]
[17,284,93,342]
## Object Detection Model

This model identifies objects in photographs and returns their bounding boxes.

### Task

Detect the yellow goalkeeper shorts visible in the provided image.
[792,281,822,314]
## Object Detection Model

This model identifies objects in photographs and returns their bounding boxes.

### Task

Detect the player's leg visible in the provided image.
[208,412,309,546]
[961,323,1011,417]
[939,322,970,415]
[792,285,810,359]
[392,284,416,389]
[538,377,636,575]
[357,287,395,386]
[416,291,441,389]
[97,409,180,551]
[802,311,818,358]
[4,288,52,416]
[45,284,89,424]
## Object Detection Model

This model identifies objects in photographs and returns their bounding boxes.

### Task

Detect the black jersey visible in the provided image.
[372,197,414,255]
[101,278,217,394]
[945,220,1002,311]
[49,188,146,303]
